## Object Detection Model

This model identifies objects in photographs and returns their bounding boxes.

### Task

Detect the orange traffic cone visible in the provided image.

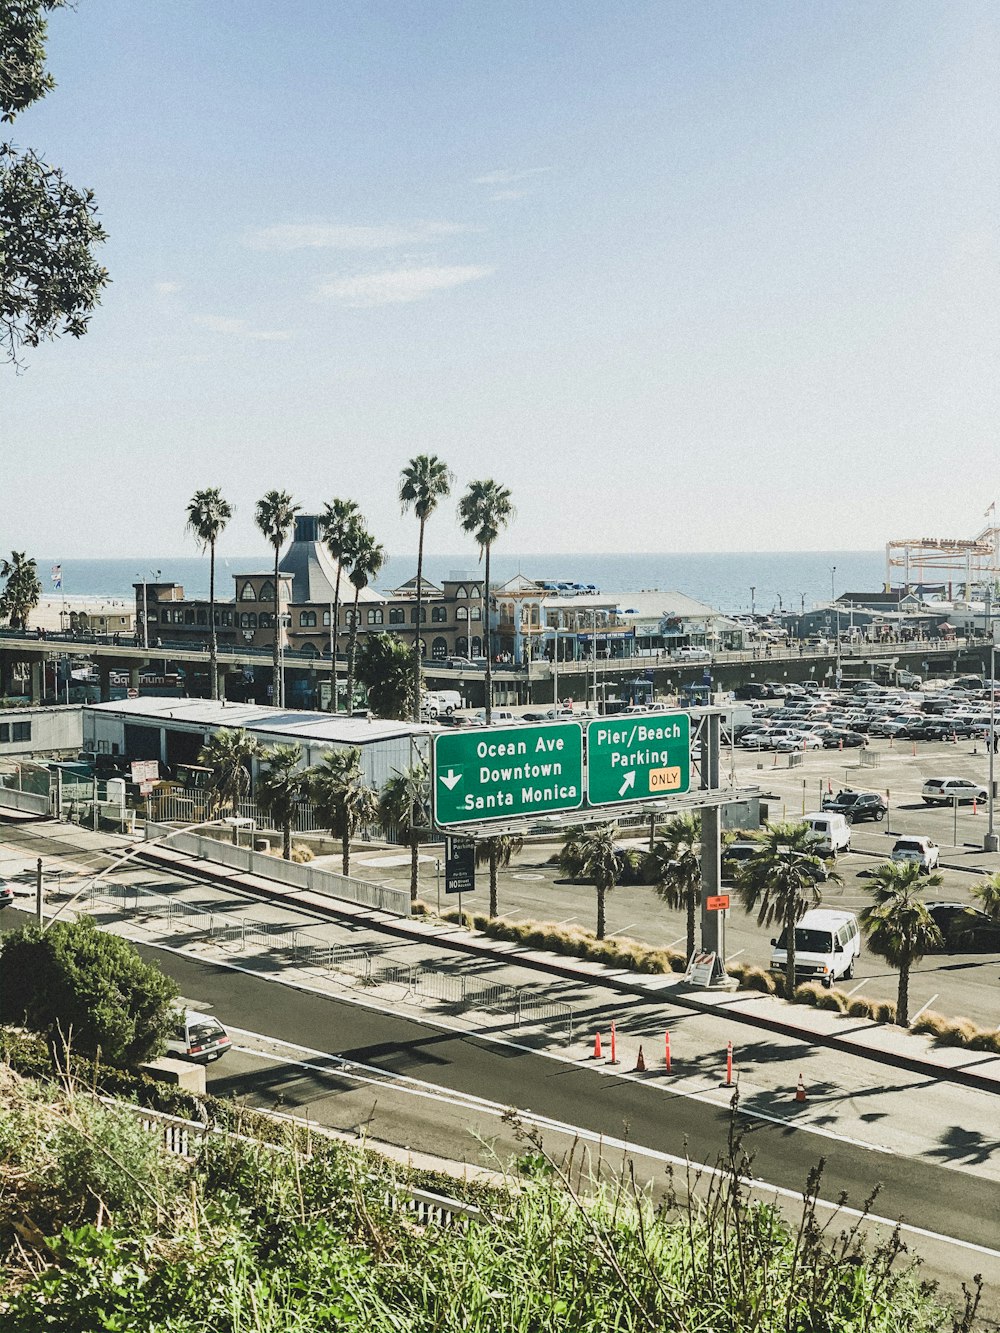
[795,1073,806,1103]
[973,798,978,816]
[591,1031,603,1060]
[634,1045,646,1073]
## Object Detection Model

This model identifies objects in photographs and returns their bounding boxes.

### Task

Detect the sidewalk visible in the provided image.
[136,839,1000,1098]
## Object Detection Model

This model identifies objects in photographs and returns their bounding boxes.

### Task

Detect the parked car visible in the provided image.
[890,836,940,872]
[0,880,14,908]
[672,646,711,661]
[921,777,989,806]
[924,902,1000,953]
[822,790,887,822]
[166,1010,231,1064]
[821,729,865,749]
[773,733,823,751]
[722,840,828,883]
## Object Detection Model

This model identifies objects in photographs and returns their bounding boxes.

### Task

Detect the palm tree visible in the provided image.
[185,488,233,701]
[255,743,307,860]
[379,761,429,903]
[254,490,300,707]
[647,812,701,964]
[734,821,838,995]
[971,871,1000,924]
[860,861,943,1027]
[559,822,622,939]
[320,498,362,712]
[457,479,514,725]
[310,746,380,877]
[197,728,260,831]
[475,833,525,919]
[399,455,453,721]
[0,552,42,629]
[344,528,386,716]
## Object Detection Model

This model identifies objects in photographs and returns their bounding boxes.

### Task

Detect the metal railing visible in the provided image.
[111,1100,481,1229]
[144,822,411,917]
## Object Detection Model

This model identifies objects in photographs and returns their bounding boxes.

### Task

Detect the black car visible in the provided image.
[821,729,865,749]
[821,790,887,822]
[0,880,13,909]
[925,902,1000,953]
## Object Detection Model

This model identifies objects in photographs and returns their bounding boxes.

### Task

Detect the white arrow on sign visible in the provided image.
[439,769,462,791]
[617,771,636,798]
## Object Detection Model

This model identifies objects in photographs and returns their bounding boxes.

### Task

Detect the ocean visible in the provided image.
[37,550,885,615]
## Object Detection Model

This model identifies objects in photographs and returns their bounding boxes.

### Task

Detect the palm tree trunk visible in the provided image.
[897,951,910,1027]
[596,883,607,939]
[785,900,797,997]
[346,586,361,715]
[342,828,350,877]
[282,822,291,860]
[272,542,280,706]
[209,539,218,701]
[686,892,696,964]
[489,845,498,918]
[413,519,425,722]
[330,568,342,713]
[484,543,492,725]
[410,828,419,903]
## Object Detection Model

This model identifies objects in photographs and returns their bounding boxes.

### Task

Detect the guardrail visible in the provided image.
[0,784,50,816]
[144,821,411,917]
[112,1100,481,1229]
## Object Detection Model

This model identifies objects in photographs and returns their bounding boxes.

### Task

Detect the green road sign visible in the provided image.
[433,723,583,827]
[586,713,691,806]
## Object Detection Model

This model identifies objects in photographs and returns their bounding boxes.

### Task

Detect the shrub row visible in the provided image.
[422,907,1000,1048]
[429,905,688,975]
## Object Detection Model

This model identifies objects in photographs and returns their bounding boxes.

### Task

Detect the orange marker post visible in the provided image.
[664,1031,672,1073]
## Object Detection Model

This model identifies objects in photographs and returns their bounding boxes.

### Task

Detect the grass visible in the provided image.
[0,1051,982,1331]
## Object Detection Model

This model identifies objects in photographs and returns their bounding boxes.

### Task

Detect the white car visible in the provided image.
[773,733,823,751]
[921,777,989,806]
[891,836,940,872]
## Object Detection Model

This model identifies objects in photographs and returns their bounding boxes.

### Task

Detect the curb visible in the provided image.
[136,845,1000,1098]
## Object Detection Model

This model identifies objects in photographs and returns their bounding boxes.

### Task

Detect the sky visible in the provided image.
[2,0,998,559]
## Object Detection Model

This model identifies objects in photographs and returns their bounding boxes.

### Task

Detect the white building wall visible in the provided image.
[0,705,83,757]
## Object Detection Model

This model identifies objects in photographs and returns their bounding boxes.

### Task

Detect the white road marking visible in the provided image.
[609,922,638,938]
[909,994,939,1024]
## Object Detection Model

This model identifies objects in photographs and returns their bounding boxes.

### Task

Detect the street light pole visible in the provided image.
[750,585,755,618]
[987,629,998,851]
[831,566,841,686]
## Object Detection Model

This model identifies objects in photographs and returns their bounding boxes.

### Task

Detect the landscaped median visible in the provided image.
[419,903,1000,1053]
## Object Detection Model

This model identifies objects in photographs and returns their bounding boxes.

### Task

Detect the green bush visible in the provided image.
[0,918,177,1066]
[873,1000,897,1025]
[847,996,876,1019]
[738,967,777,995]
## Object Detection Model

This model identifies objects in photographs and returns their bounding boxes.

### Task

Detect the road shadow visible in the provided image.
[925,1125,1000,1167]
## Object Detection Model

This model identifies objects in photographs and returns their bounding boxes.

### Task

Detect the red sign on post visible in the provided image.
[706,894,730,912]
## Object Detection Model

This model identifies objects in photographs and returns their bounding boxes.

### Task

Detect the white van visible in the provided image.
[770,909,861,987]
[423,690,463,718]
[803,811,851,855]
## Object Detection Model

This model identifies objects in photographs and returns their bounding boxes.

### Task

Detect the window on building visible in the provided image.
[160,610,170,623]
[12,722,30,742]
[222,611,233,627]
[300,610,317,628]
[259,580,275,602]
[184,609,195,625]
[240,612,258,629]
[471,636,482,657]
[469,584,481,598]
[432,636,448,659]
[431,605,447,623]
[389,608,405,625]
[368,608,384,625]
[470,605,481,620]
[322,609,332,627]
[456,636,468,656]
[455,585,467,600]
[456,606,468,621]
[344,609,356,626]
[410,606,427,623]
[259,612,274,629]
[239,582,257,601]
[196,609,207,626]
[0,724,8,743]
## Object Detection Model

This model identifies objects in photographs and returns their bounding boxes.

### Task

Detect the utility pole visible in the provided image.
[35,857,43,926]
